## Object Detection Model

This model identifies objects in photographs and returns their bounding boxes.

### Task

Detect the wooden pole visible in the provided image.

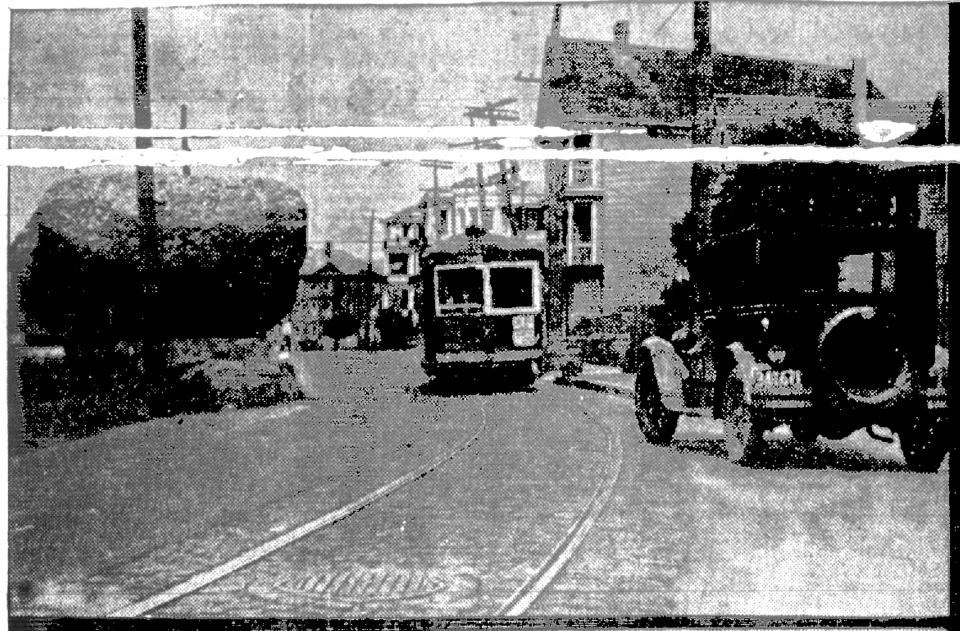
[180,104,191,177]
[132,7,163,411]
[690,0,715,245]
[365,208,376,348]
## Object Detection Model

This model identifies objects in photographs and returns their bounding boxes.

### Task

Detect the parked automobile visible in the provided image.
[634,221,948,472]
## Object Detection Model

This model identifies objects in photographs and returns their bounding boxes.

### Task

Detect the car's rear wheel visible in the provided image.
[900,412,948,473]
[720,370,762,463]
[634,357,678,445]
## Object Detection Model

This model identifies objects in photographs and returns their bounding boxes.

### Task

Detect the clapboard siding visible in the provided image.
[596,134,691,312]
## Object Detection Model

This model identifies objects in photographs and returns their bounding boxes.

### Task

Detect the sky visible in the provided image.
[7,3,949,255]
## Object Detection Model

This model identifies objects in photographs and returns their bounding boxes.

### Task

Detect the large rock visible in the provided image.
[12,173,307,341]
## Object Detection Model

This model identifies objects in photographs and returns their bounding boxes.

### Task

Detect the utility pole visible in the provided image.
[364,208,376,349]
[689,0,715,348]
[447,138,499,227]
[551,3,562,36]
[460,98,520,230]
[132,7,164,412]
[418,159,454,237]
[180,104,191,177]
[690,0,715,243]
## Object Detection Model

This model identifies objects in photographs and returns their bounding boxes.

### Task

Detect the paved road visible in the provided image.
[7,350,949,618]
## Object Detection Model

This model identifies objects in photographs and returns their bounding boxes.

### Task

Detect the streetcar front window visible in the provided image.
[489,266,535,309]
[436,267,484,314]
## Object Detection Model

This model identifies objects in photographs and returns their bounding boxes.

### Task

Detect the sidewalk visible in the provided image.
[565,363,635,399]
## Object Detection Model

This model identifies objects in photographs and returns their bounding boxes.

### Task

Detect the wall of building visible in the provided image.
[596,133,692,314]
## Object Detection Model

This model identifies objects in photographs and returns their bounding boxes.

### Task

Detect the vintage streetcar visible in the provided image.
[634,195,949,472]
[419,228,545,386]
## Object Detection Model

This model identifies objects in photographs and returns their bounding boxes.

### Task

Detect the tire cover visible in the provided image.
[818,306,912,405]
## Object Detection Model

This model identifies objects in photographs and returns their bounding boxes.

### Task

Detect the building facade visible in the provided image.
[292,246,384,349]
[535,18,943,337]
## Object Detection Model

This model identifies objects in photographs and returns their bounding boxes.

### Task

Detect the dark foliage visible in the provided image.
[656,115,886,338]
[14,337,300,448]
[649,276,695,338]
[9,173,306,446]
[711,116,890,238]
[669,210,699,268]
[12,173,307,343]
[376,308,417,350]
[324,312,362,346]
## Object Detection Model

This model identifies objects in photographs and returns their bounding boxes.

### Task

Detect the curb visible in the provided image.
[563,375,635,400]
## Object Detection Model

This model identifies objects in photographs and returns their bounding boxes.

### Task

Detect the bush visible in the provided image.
[15,348,151,447]
[13,336,301,448]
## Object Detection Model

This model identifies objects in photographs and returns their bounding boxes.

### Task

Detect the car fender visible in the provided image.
[927,344,949,412]
[640,336,689,411]
[725,342,769,405]
[929,345,949,383]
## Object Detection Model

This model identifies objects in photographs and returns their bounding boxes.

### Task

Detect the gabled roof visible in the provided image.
[384,203,426,227]
[300,248,374,278]
[537,35,885,128]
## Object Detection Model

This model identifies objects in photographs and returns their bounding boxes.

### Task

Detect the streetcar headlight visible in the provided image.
[512,314,537,347]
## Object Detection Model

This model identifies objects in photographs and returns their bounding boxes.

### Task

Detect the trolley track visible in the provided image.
[496,395,624,616]
[105,384,624,618]
[105,406,490,617]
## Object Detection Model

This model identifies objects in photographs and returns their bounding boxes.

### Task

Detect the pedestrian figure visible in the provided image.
[277,320,301,400]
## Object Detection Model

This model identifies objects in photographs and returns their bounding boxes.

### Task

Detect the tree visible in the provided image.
[711,116,888,237]
[657,115,885,336]
[12,173,307,343]
[9,173,309,437]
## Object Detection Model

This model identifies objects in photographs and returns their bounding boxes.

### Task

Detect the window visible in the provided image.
[573,202,592,241]
[438,208,449,236]
[388,253,410,276]
[489,266,535,309]
[567,200,596,264]
[436,267,484,313]
[570,160,594,187]
[837,251,895,294]
[522,206,545,232]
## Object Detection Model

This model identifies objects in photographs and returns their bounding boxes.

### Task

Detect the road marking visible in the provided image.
[495,411,623,616]
[106,410,487,618]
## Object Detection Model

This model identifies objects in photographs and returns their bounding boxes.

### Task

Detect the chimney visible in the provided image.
[614,20,630,49]
[551,4,562,36]
[324,241,332,260]
[851,57,868,128]
[693,1,711,57]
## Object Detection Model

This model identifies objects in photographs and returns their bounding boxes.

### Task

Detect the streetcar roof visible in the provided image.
[422,231,545,264]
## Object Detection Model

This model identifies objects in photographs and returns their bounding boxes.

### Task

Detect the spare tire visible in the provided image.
[818,306,912,405]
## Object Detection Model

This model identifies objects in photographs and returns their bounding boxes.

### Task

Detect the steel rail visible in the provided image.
[496,397,624,617]
[106,408,488,618]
